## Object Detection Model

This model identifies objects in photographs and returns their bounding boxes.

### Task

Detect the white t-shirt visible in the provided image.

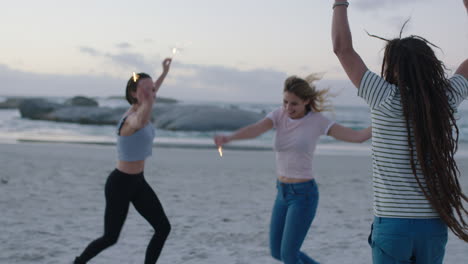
[266,107,335,179]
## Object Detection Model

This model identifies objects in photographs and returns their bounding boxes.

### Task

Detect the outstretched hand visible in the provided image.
[214,135,230,147]
[162,58,172,73]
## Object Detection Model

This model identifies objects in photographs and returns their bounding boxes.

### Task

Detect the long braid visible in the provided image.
[382,37,468,241]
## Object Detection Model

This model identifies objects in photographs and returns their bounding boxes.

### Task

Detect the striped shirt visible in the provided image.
[359,70,468,218]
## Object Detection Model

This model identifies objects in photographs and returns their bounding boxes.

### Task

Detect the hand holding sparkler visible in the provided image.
[214,134,231,157]
[162,58,172,73]
[152,58,172,95]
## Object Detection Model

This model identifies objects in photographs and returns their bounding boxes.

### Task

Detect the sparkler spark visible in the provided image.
[132,72,138,82]
[171,41,191,58]
[218,146,223,157]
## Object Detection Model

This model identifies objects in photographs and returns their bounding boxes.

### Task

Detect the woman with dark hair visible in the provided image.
[74,58,172,264]
[214,74,371,264]
[332,1,468,263]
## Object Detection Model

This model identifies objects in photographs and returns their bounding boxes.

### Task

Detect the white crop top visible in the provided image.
[266,107,334,179]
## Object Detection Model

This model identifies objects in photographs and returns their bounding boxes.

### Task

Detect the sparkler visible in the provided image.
[132,72,138,82]
[171,47,179,58]
[170,41,192,59]
[218,146,223,157]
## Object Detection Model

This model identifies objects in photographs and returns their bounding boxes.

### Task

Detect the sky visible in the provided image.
[0,0,467,105]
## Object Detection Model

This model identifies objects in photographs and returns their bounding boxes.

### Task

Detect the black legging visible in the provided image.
[75,169,171,264]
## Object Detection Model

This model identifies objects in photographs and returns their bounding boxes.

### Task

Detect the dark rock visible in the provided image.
[64,96,99,107]
[44,106,126,125]
[18,99,263,131]
[156,97,178,104]
[153,105,264,131]
[108,95,178,104]
[18,99,62,120]
[0,98,24,109]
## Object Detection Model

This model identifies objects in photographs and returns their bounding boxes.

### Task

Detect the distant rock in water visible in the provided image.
[64,96,99,107]
[18,98,124,124]
[156,97,178,104]
[19,99,63,120]
[0,98,27,109]
[108,95,178,104]
[152,105,264,131]
[18,98,263,131]
[45,106,126,125]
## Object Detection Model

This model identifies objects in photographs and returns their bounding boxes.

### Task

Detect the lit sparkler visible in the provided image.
[132,72,138,82]
[218,146,223,157]
[170,41,192,59]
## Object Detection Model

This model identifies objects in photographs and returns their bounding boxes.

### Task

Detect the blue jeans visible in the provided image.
[369,217,448,264]
[270,180,320,264]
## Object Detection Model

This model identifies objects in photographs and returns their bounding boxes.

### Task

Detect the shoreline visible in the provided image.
[6,136,468,158]
[6,136,375,156]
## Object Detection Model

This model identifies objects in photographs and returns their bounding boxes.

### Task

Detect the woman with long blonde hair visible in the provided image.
[215,74,371,264]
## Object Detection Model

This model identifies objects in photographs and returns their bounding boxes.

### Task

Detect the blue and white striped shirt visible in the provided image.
[359,71,468,218]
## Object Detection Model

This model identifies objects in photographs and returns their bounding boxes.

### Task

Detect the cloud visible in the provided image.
[0,64,123,97]
[74,46,292,102]
[103,52,153,70]
[353,0,426,10]
[165,63,288,102]
[116,42,132,49]
[0,62,288,103]
[0,60,370,106]
[78,46,101,57]
[79,46,154,71]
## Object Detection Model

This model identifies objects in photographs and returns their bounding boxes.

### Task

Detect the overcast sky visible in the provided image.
[1,0,467,105]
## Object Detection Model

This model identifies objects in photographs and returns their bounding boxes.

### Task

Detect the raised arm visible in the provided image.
[126,59,172,131]
[455,59,468,80]
[328,123,371,143]
[155,58,172,94]
[125,81,155,131]
[214,118,273,146]
[454,1,468,79]
[332,0,368,88]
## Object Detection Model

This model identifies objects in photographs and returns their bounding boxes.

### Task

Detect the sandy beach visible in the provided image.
[0,142,467,264]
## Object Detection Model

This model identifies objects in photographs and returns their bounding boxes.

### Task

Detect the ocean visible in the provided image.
[0,96,467,149]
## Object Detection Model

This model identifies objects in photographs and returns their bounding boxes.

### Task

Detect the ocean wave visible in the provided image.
[0,98,467,145]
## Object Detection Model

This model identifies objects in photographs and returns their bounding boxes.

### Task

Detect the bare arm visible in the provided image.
[214,118,273,146]
[455,59,468,80]
[455,1,468,78]
[126,59,172,131]
[125,87,155,131]
[154,58,172,94]
[332,0,368,88]
[328,123,371,143]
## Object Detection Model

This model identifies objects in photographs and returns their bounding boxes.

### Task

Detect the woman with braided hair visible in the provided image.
[332,0,468,263]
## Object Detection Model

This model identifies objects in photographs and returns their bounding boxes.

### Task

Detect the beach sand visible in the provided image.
[0,142,467,264]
